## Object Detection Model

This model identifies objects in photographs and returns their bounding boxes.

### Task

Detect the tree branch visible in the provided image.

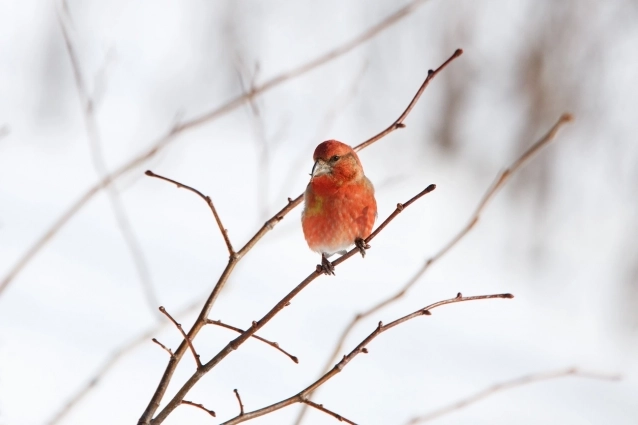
[220,292,514,425]
[234,389,245,416]
[159,306,201,369]
[138,49,458,425]
[151,338,174,359]
[302,400,358,425]
[405,367,620,424]
[0,0,434,297]
[354,48,463,152]
[148,184,437,424]
[293,113,573,425]
[45,299,202,425]
[181,400,215,417]
[207,319,298,363]
[144,170,235,256]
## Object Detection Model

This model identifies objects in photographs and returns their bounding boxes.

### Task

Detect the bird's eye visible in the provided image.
[330,155,340,162]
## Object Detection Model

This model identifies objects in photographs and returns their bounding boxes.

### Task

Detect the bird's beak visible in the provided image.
[311,159,331,178]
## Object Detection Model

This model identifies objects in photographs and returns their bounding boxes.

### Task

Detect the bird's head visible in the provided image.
[310,140,364,184]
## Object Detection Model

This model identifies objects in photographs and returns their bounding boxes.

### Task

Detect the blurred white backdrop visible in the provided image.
[0,0,637,424]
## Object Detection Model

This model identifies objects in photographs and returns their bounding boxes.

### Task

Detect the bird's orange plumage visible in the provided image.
[302,140,377,257]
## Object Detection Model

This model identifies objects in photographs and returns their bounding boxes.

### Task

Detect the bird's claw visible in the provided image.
[355,238,371,258]
[318,254,335,276]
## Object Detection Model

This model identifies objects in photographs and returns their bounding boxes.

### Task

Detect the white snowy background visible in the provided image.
[0,0,637,424]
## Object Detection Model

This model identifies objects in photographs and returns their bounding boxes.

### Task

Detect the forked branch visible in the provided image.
[207,319,298,363]
[139,50,460,425]
[145,170,234,256]
[220,292,514,425]
[149,184,437,424]
[159,306,201,369]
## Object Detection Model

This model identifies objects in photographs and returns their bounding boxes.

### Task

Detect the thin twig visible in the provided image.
[405,367,621,424]
[354,49,463,152]
[292,113,574,425]
[234,389,245,416]
[302,400,358,425]
[57,3,161,318]
[144,171,235,256]
[207,319,298,363]
[149,185,437,424]
[151,338,174,358]
[45,298,202,425]
[139,49,457,425]
[159,306,201,369]
[181,400,215,417]
[220,292,514,425]
[0,0,434,297]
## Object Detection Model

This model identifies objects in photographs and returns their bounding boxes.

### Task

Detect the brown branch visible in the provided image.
[219,292,514,425]
[45,298,202,425]
[292,113,574,425]
[144,170,235,256]
[159,306,201,369]
[207,319,298,363]
[0,0,434,297]
[234,389,245,416]
[151,338,174,359]
[181,400,216,417]
[354,49,463,152]
[405,367,621,424]
[56,5,161,318]
[148,184,437,424]
[302,400,358,425]
[139,48,458,425]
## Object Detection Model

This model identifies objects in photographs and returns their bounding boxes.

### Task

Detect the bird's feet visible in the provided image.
[355,237,371,258]
[317,253,335,276]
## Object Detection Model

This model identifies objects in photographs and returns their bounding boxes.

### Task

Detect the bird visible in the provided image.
[302,140,377,275]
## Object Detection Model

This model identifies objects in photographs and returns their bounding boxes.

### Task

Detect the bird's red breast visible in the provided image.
[302,140,377,256]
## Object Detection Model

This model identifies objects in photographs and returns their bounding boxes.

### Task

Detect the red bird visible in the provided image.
[302,140,377,275]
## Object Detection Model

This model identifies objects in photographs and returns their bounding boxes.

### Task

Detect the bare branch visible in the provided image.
[234,389,245,416]
[293,113,573,425]
[207,319,298,363]
[138,48,457,425]
[181,400,215,417]
[405,367,620,424]
[220,292,514,425]
[151,338,174,359]
[149,184,437,424]
[302,400,358,425]
[56,6,160,318]
[0,0,434,297]
[354,49,463,152]
[144,170,235,256]
[159,306,201,369]
[45,298,202,425]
